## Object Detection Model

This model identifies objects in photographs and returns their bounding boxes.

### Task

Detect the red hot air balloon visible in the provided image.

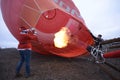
[1,0,95,58]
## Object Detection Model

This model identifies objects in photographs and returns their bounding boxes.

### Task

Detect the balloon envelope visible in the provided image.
[1,0,94,58]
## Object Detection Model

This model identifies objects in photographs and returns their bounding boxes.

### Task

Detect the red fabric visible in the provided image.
[1,0,94,57]
[103,50,120,58]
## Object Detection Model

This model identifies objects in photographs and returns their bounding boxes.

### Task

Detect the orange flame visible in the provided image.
[54,27,71,48]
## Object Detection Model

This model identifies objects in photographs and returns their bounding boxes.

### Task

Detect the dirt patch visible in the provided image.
[0,48,119,80]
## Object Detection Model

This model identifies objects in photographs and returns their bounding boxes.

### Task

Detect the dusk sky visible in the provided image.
[0,0,120,48]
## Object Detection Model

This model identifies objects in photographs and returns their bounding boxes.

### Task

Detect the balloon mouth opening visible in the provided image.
[54,27,71,48]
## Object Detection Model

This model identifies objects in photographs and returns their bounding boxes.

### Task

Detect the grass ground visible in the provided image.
[0,48,119,80]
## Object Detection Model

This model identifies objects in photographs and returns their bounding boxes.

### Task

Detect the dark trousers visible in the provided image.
[16,50,31,76]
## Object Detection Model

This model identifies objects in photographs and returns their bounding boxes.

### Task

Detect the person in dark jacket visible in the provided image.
[94,34,104,49]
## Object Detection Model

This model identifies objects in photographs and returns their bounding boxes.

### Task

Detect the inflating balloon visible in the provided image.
[0,0,98,58]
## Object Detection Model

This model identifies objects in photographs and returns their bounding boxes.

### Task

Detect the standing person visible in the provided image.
[15,26,37,78]
[95,34,104,49]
